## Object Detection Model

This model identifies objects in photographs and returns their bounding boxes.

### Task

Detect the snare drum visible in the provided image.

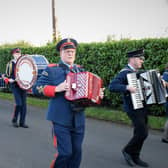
[15,55,49,90]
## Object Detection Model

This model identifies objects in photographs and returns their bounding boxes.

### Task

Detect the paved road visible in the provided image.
[0,99,167,168]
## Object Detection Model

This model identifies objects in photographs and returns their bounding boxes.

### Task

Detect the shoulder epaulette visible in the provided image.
[120,68,133,73]
[11,59,16,63]
[6,60,14,77]
[163,72,168,75]
[48,64,58,67]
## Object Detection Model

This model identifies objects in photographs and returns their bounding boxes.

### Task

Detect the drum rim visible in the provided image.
[15,55,38,90]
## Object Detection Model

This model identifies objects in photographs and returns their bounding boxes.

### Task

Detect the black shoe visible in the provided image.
[12,122,19,128]
[122,149,136,167]
[133,158,149,167]
[19,124,29,128]
[161,138,168,144]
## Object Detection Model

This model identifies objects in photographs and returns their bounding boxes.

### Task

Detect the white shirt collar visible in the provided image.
[128,64,136,71]
[61,60,74,68]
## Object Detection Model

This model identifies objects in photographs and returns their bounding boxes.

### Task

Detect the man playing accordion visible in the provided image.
[161,63,168,144]
[33,38,104,168]
[109,49,149,167]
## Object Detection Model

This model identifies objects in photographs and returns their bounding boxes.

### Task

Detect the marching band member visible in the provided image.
[161,63,168,144]
[2,48,28,128]
[109,49,149,167]
[33,38,104,168]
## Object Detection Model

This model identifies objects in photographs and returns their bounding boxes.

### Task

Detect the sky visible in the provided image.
[0,0,168,46]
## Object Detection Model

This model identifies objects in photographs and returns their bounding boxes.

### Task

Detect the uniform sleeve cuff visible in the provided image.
[43,85,56,97]
[4,77,9,84]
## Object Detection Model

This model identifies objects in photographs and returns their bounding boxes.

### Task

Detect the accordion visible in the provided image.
[65,71,103,105]
[127,70,167,109]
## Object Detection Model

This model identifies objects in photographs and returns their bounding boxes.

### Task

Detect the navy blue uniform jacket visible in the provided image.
[32,61,85,127]
[109,65,139,113]
[163,69,168,93]
[5,59,19,88]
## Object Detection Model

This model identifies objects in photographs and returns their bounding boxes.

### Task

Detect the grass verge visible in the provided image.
[0,92,166,131]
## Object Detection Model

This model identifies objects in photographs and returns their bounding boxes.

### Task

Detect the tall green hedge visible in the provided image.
[77,38,168,115]
[0,38,168,115]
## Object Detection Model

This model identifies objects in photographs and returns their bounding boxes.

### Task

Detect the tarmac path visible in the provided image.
[0,99,167,168]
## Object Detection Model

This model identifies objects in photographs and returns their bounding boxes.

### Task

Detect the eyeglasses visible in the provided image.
[14,51,21,53]
[140,57,145,61]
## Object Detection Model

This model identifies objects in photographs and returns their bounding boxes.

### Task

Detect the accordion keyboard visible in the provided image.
[127,73,144,109]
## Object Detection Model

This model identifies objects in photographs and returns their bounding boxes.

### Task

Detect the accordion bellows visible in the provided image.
[127,70,167,110]
[65,72,103,105]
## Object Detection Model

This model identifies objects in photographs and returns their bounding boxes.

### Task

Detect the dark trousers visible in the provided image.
[163,100,168,139]
[50,123,85,168]
[11,85,27,125]
[164,100,168,116]
[124,109,148,159]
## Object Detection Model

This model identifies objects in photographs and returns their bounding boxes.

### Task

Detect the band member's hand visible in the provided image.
[55,80,69,92]
[162,80,168,88]
[1,74,5,79]
[9,78,15,83]
[99,88,105,99]
[126,85,136,93]
[165,82,168,87]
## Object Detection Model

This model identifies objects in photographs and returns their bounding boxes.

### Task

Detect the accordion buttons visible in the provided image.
[72,83,77,89]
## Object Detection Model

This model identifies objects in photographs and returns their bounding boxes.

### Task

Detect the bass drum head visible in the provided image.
[15,55,49,90]
[15,55,38,90]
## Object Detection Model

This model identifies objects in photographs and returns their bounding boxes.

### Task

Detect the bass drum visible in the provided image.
[15,55,49,90]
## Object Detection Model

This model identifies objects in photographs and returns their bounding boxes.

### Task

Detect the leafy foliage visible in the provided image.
[0,38,168,115]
